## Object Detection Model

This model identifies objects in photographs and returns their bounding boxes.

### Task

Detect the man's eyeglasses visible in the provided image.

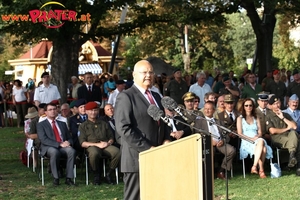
[137,71,154,76]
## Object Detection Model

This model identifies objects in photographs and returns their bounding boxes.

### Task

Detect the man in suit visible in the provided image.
[37,103,76,186]
[77,72,102,103]
[195,101,236,180]
[115,60,169,200]
[99,104,120,148]
[218,94,239,149]
[164,108,192,141]
[256,92,272,143]
[283,94,300,133]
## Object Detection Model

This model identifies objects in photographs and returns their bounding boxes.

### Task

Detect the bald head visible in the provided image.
[133,60,154,90]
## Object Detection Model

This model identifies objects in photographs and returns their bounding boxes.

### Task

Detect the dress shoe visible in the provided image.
[65,178,75,186]
[93,175,101,185]
[105,174,113,184]
[53,178,59,186]
[288,151,297,168]
[217,172,226,180]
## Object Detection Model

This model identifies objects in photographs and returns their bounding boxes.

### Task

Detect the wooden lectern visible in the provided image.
[139,134,213,200]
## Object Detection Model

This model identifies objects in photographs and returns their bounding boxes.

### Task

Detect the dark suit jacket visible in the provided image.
[194,117,225,142]
[37,119,73,156]
[166,116,192,141]
[77,84,102,102]
[69,114,85,151]
[114,85,168,172]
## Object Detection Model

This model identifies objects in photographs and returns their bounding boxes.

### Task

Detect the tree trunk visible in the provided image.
[51,36,81,103]
[242,1,276,83]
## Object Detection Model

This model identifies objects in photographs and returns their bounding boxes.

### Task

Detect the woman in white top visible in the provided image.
[12,80,28,128]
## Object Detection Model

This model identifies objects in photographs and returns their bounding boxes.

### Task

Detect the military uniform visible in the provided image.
[265,96,300,171]
[265,80,287,110]
[164,79,189,105]
[78,119,121,174]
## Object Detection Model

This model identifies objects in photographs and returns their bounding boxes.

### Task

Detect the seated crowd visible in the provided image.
[3,66,300,187]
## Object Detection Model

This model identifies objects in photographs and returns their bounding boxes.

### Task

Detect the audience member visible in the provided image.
[164,69,189,105]
[241,72,262,102]
[79,101,121,185]
[265,70,287,109]
[189,72,212,109]
[218,94,239,149]
[34,72,61,107]
[237,98,273,178]
[37,103,76,186]
[194,101,236,180]
[286,69,300,109]
[261,70,273,91]
[70,76,81,99]
[265,96,300,175]
[283,94,300,133]
[107,80,126,107]
[77,72,102,103]
[255,92,272,143]
[12,79,28,128]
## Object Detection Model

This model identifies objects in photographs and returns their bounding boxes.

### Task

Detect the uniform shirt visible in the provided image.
[189,82,212,108]
[34,84,61,104]
[164,79,188,105]
[265,111,294,136]
[78,119,114,144]
[107,88,121,107]
[283,107,300,133]
[265,80,287,109]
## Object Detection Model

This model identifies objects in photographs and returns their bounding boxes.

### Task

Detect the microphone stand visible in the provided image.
[173,108,254,200]
[169,116,218,200]
[195,115,254,200]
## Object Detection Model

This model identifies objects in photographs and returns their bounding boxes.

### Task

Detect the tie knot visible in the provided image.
[52,120,56,124]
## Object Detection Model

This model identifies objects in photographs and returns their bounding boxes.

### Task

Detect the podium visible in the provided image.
[139,134,213,200]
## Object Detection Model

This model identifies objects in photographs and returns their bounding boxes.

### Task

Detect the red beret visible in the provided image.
[273,69,280,75]
[50,100,59,105]
[85,102,98,110]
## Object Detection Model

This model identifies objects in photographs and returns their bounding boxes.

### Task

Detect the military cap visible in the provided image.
[69,100,77,108]
[50,100,59,105]
[116,79,125,85]
[173,68,181,74]
[222,76,230,82]
[268,96,280,105]
[85,102,98,110]
[257,91,270,100]
[273,69,280,75]
[224,94,234,103]
[289,94,299,101]
[182,92,196,101]
[75,99,86,107]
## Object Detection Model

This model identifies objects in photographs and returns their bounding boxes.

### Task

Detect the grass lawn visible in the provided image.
[0,127,300,199]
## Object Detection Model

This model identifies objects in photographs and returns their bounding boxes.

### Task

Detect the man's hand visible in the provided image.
[170,130,184,140]
[96,141,109,149]
[60,141,71,148]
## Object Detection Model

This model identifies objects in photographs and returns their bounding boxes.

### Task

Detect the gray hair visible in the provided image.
[196,72,206,79]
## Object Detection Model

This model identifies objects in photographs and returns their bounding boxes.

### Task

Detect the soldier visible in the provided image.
[181,92,203,126]
[164,69,189,105]
[79,102,121,185]
[255,92,272,143]
[265,96,300,175]
[218,94,239,149]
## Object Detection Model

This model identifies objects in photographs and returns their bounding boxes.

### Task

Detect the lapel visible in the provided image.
[131,85,152,107]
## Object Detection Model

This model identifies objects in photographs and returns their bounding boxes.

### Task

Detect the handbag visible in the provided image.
[270,162,281,178]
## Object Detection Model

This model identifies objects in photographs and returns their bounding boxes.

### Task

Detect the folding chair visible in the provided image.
[40,154,76,186]
[85,153,119,185]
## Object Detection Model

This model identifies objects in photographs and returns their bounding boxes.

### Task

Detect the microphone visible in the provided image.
[161,96,188,121]
[147,105,171,127]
